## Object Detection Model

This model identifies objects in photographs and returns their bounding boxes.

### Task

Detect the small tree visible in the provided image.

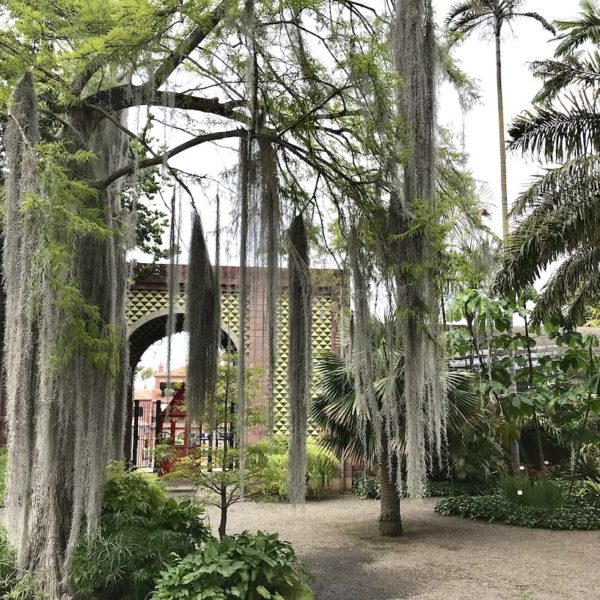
[166,351,262,538]
[169,447,244,540]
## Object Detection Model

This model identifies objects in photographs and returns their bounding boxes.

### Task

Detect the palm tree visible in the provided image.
[446,1,555,240]
[495,1,600,324]
[311,347,483,537]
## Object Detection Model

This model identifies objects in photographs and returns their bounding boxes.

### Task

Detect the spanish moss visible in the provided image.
[185,212,220,421]
[166,187,181,392]
[348,226,381,454]
[258,138,280,436]
[4,74,129,597]
[392,0,447,497]
[237,136,250,478]
[287,214,312,505]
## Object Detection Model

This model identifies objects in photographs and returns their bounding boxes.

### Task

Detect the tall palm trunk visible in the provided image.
[378,444,402,537]
[495,31,509,241]
[495,28,520,471]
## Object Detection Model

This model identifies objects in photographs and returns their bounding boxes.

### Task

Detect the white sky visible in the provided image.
[135,0,580,378]
[436,0,577,233]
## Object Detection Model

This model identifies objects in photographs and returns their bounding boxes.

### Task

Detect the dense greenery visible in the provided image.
[153,531,313,600]
[436,474,600,530]
[352,474,382,500]
[246,435,340,501]
[352,474,494,501]
[436,493,600,530]
[496,0,600,323]
[68,463,211,600]
[3,0,600,595]
[0,463,313,599]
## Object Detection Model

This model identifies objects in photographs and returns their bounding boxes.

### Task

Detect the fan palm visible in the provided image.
[446,1,555,240]
[495,1,600,324]
[311,349,483,536]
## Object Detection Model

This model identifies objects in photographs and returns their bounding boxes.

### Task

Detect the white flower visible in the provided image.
[519,466,525,471]
[517,490,523,496]
[544,461,549,465]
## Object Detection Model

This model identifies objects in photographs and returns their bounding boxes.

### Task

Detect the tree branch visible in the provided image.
[80,0,229,111]
[94,128,246,189]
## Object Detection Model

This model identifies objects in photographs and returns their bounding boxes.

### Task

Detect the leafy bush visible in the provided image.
[246,436,340,500]
[352,474,381,500]
[306,439,340,496]
[153,531,313,600]
[69,462,211,600]
[436,494,600,529]
[499,476,565,510]
[0,448,7,506]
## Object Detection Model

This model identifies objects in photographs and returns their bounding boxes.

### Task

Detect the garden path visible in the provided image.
[206,495,599,600]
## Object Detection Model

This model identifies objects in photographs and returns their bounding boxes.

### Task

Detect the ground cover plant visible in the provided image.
[436,475,600,530]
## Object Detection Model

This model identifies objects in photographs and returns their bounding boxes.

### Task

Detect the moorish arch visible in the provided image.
[125,264,343,459]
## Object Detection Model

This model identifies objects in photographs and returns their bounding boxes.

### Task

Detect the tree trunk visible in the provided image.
[495,31,509,240]
[218,484,228,539]
[378,449,402,537]
[496,30,521,471]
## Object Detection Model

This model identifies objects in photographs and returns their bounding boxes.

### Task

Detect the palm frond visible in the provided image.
[531,53,600,104]
[509,92,600,162]
[555,0,600,58]
[446,1,494,36]
[515,12,556,35]
[511,154,600,217]
[531,246,600,323]
[495,193,600,297]
[311,351,483,466]
[563,266,600,325]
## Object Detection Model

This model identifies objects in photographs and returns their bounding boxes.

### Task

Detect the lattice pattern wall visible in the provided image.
[273,295,334,435]
[127,290,240,340]
[127,281,338,437]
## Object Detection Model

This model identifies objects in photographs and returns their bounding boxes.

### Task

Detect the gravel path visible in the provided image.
[206,495,600,600]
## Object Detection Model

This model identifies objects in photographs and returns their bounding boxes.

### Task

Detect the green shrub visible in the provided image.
[247,442,288,500]
[153,531,313,600]
[0,448,7,507]
[69,462,211,600]
[0,526,20,596]
[436,494,600,529]
[246,436,340,500]
[352,474,381,500]
[499,476,565,510]
[306,439,340,496]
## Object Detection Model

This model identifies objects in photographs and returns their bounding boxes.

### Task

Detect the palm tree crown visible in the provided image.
[447,0,554,37]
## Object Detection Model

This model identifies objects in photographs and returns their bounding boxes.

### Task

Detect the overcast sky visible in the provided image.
[135,0,581,377]
[435,0,578,233]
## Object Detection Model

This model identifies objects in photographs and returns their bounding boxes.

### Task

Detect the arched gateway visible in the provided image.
[125,263,343,463]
